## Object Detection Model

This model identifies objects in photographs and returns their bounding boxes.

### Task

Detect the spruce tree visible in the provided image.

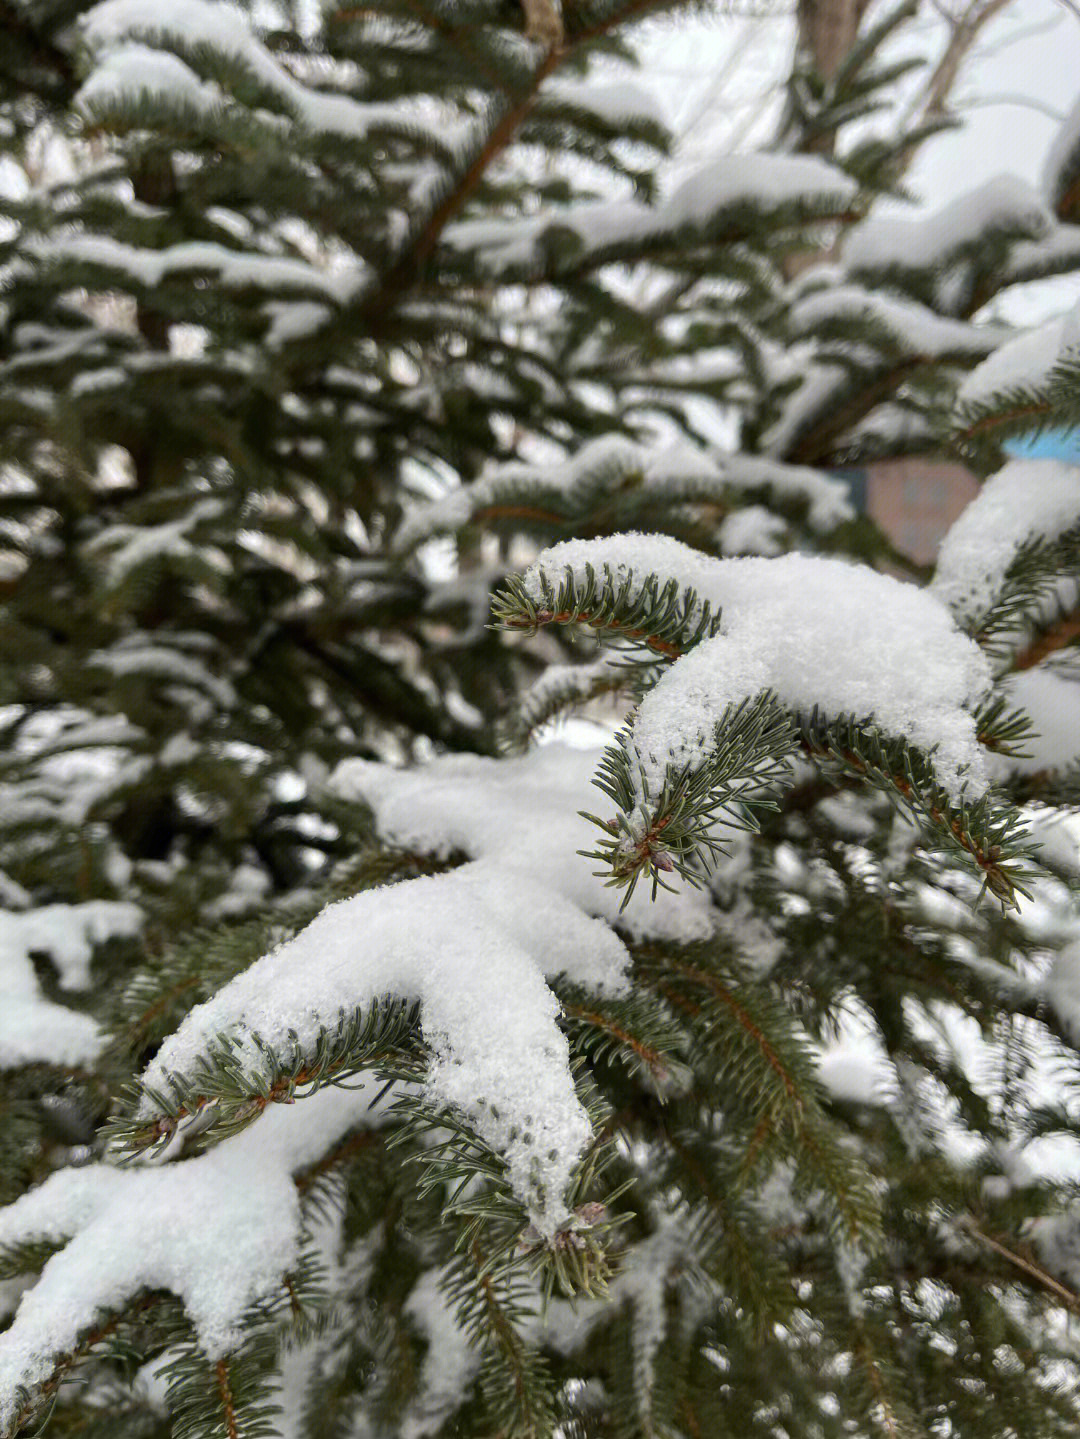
[2,2,1080,1436]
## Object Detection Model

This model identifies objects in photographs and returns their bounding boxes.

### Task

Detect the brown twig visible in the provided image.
[1012,606,1080,670]
[958,1216,1080,1313]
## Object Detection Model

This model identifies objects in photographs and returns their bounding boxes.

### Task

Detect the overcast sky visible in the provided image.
[637,0,1080,318]
[642,0,1079,195]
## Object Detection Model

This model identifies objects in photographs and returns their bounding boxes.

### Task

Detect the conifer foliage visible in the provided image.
[2,0,1080,1435]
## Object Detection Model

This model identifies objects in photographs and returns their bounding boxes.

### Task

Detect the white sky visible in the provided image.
[641,0,1080,202]
[636,0,1080,319]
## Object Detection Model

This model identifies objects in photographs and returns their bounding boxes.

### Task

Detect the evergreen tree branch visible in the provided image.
[955,1216,1080,1314]
[287,627,496,753]
[493,563,723,659]
[1012,603,1080,670]
[107,999,424,1157]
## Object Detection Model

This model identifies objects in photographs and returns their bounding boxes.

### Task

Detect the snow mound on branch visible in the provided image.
[0,1084,387,1427]
[544,79,667,134]
[77,43,225,121]
[81,0,426,143]
[788,285,1006,357]
[394,435,852,550]
[335,744,714,944]
[955,313,1079,413]
[444,151,855,276]
[665,152,857,226]
[932,460,1080,624]
[521,537,993,804]
[29,235,362,305]
[1002,669,1080,776]
[137,747,711,1236]
[843,175,1050,275]
[0,901,144,1070]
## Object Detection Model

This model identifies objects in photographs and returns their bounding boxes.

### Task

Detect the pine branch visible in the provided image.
[578,696,797,904]
[2,1292,170,1439]
[961,520,1080,658]
[1013,604,1080,670]
[106,998,424,1157]
[955,1216,1080,1314]
[557,985,691,1097]
[500,655,658,751]
[493,562,723,659]
[797,712,1036,907]
[438,1243,556,1438]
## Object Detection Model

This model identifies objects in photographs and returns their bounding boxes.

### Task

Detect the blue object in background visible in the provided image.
[1003,429,1080,462]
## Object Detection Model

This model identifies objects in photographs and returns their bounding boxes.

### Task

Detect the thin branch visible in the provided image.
[1012,605,1080,670]
[957,1215,1080,1312]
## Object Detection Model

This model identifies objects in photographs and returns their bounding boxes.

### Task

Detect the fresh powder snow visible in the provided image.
[0,1084,390,1429]
[80,0,435,145]
[955,314,1076,414]
[521,535,994,804]
[0,901,143,1069]
[932,459,1080,625]
[133,745,714,1238]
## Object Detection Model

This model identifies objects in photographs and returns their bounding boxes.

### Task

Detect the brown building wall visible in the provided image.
[864,458,979,566]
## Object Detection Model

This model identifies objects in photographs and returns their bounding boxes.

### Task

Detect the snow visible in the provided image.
[134,746,712,1233]
[665,151,856,227]
[759,361,845,458]
[843,175,1050,277]
[394,435,722,551]
[955,313,1076,412]
[545,79,667,133]
[262,301,331,349]
[788,285,1005,358]
[444,150,855,276]
[400,1270,480,1439]
[0,1084,390,1427]
[814,1050,892,1106]
[0,901,143,991]
[28,233,362,303]
[1029,812,1080,878]
[1043,938,1080,1046]
[1004,223,1080,285]
[932,459,1080,624]
[333,744,714,946]
[1042,91,1080,211]
[533,1211,696,1407]
[1028,1208,1080,1291]
[718,505,786,556]
[522,536,993,805]
[142,871,595,1229]
[516,657,632,735]
[81,0,424,144]
[395,437,852,551]
[76,43,224,121]
[0,873,30,910]
[202,863,272,922]
[722,453,853,532]
[612,1216,688,1416]
[0,996,104,1072]
[0,901,143,1070]
[86,498,226,588]
[89,640,237,710]
[1001,669,1080,775]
